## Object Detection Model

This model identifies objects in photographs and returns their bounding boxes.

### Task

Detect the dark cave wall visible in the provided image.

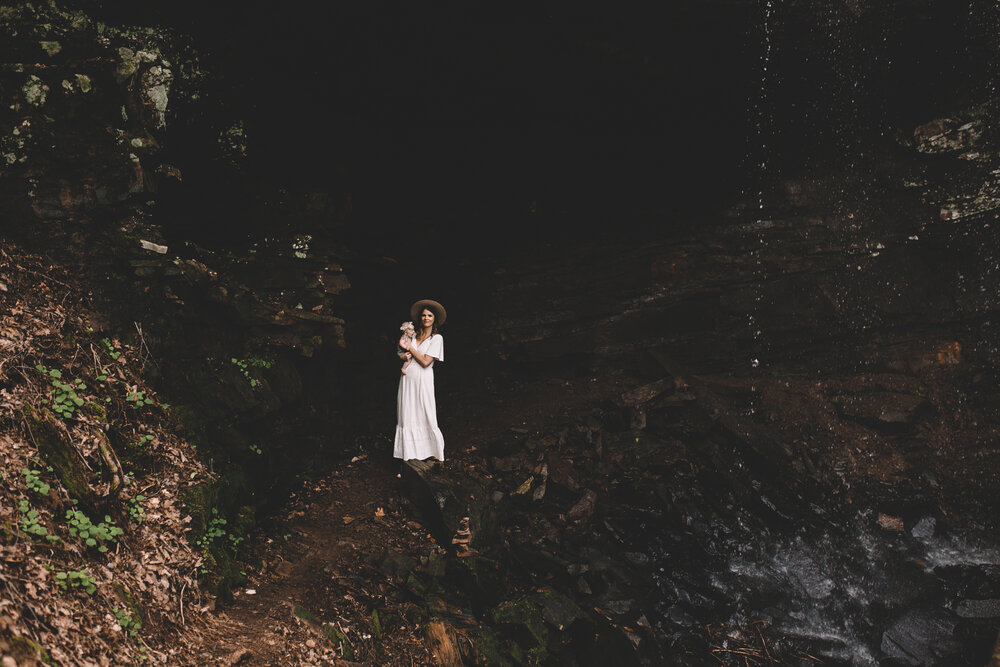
[5,0,1000,490]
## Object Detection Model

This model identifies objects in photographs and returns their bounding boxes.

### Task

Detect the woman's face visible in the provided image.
[420,308,435,329]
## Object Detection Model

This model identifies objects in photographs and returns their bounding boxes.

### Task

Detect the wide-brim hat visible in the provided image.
[411,299,446,326]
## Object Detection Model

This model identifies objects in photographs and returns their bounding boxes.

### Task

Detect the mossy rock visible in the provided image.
[405,571,428,598]
[1,630,56,665]
[180,482,214,536]
[462,626,520,666]
[420,550,447,579]
[536,589,585,632]
[402,461,501,553]
[445,555,505,613]
[380,550,417,582]
[230,504,255,538]
[488,591,599,665]
[181,476,251,599]
[22,404,98,509]
[492,598,549,658]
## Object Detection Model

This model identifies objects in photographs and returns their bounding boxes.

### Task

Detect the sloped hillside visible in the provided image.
[0,242,211,665]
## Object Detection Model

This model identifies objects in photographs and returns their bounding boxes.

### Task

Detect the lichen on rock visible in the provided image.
[22,74,48,107]
[141,65,172,129]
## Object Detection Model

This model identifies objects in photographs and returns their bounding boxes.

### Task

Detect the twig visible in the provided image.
[14,264,74,290]
[90,343,102,376]
[753,621,773,662]
[180,581,187,626]
[133,321,159,371]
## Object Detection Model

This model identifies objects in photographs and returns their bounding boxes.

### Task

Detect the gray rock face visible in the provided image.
[911,516,936,540]
[816,391,928,432]
[955,599,1000,619]
[880,608,959,666]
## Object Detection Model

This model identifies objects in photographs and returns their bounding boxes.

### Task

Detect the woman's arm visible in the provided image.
[403,337,437,368]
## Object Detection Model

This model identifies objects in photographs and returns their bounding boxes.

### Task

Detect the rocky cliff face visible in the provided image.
[0,2,360,528]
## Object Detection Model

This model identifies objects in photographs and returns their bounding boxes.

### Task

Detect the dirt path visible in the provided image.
[174,453,441,665]
[170,364,633,665]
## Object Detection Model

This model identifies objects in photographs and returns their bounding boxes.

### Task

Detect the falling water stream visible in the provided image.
[631,1,1000,664]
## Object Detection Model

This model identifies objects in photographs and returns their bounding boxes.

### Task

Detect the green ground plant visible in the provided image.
[22,467,51,496]
[125,389,155,407]
[54,569,96,595]
[195,509,244,573]
[35,364,87,419]
[101,337,121,360]
[230,357,272,388]
[18,500,59,543]
[127,495,146,523]
[65,506,123,553]
[113,608,142,636]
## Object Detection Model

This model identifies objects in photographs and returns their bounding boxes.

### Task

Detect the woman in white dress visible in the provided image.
[394,299,446,461]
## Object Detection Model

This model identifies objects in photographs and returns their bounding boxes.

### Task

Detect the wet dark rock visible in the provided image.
[602,599,633,616]
[932,565,1000,602]
[910,115,984,155]
[401,460,499,554]
[539,592,585,632]
[380,551,418,583]
[880,608,960,666]
[567,489,597,524]
[625,552,650,566]
[488,590,644,666]
[880,341,963,374]
[444,556,506,614]
[912,516,937,540]
[956,599,1000,619]
[835,391,930,432]
[546,451,581,491]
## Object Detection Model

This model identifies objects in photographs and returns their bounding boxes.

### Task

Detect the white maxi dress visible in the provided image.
[394,333,445,461]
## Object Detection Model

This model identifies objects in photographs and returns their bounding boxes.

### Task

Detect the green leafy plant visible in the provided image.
[18,500,59,542]
[35,364,87,419]
[65,508,123,553]
[197,509,227,549]
[127,495,146,523]
[54,569,96,595]
[101,337,121,360]
[249,443,262,455]
[135,434,154,447]
[230,357,272,388]
[114,608,142,636]
[125,389,155,407]
[196,509,244,572]
[22,467,51,497]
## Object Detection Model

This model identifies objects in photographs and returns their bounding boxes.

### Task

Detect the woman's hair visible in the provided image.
[417,308,440,340]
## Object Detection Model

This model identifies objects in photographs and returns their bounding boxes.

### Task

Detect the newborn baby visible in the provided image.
[398,321,415,374]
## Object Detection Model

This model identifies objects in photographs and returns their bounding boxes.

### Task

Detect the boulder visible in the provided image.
[834,392,929,432]
[881,608,960,665]
[401,460,499,554]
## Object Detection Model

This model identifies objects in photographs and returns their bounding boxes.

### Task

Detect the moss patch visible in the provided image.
[23,404,97,509]
[1,631,56,666]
